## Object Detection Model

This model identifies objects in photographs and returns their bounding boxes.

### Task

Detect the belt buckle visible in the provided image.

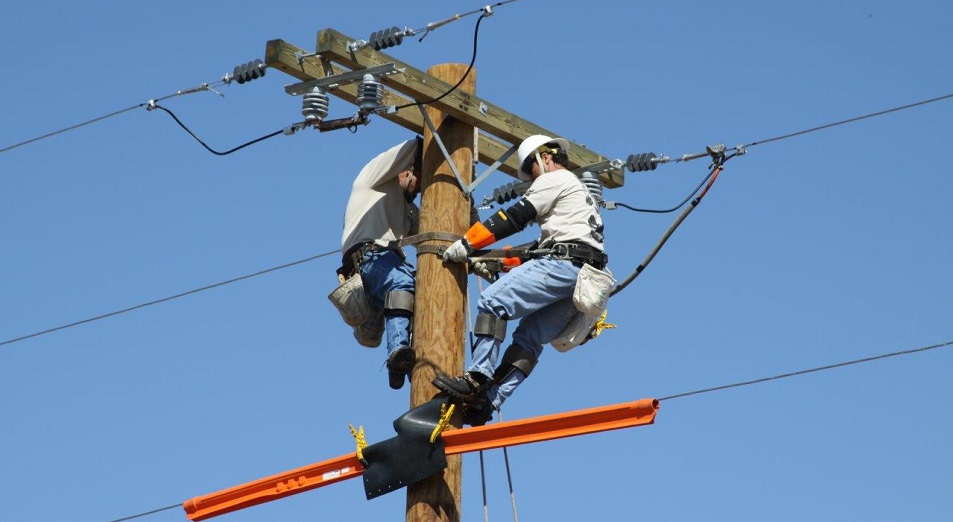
[552,243,570,259]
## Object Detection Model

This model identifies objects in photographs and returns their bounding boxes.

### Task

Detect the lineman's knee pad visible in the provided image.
[384,290,415,317]
[492,344,538,382]
[474,313,507,341]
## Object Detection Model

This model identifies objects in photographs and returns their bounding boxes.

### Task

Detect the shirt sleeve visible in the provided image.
[359,140,417,190]
[521,174,562,217]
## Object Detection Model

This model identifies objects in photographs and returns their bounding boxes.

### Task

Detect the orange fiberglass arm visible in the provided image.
[183,398,659,521]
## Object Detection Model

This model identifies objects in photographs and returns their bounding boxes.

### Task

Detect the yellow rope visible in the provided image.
[349,423,368,464]
[429,402,456,444]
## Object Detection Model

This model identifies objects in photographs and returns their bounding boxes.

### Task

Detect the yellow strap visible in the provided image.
[429,403,456,444]
[349,423,368,464]
[590,309,617,339]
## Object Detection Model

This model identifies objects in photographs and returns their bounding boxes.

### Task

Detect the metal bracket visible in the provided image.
[416,105,517,198]
[294,51,318,65]
[417,105,471,193]
[573,158,624,177]
[284,63,404,96]
[466,143,518,194]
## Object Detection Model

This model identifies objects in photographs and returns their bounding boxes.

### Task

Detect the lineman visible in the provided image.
[334,138,422,389]
[435,134,608,425]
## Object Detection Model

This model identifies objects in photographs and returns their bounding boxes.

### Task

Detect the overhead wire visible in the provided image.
[104,503,180,522]
[659,339,953,402]
[0,250,338,348]
[609,91,953,215]
[91,338,951,522]
[739,91,953,150]
[0,103,147,155]
[151,103,283,155]
[394,10,488,111]
[0,80,232,156]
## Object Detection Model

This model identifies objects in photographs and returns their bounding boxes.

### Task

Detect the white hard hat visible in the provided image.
[516,134,570,181]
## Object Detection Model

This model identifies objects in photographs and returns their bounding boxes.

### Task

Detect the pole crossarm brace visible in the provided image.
[181,398,658,521]
[264,36,624,188]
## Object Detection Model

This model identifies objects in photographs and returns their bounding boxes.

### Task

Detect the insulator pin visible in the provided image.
[356,74,384,114]
[579,171,604,204]
[626,152,659,172]
[302,87,330,123]
[231,59,267,85]
[369,27,405,51]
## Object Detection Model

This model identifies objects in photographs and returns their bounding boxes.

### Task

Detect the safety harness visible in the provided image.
[338,241,407,279]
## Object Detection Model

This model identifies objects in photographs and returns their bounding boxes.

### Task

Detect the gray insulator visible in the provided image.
[626,152,659,172]
[369,27,405,51]
[580,171,603,203]
[492,181,530,205]
[357,74,384,113]
[233,59,266,85]
[302,87,330,123]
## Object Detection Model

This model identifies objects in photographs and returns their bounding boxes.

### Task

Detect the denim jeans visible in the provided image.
[359,250,415,355]
[468,256,580,408]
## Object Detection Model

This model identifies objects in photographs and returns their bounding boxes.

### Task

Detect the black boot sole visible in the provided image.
[431,374,476,401]
[386,348,416,390]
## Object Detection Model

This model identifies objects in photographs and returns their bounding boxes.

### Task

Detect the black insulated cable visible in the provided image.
[394,13,488,111]
[151,103,282,156]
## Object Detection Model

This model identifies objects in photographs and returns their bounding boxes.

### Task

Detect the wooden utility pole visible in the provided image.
[250,27,629,522]
[406,63,475,522]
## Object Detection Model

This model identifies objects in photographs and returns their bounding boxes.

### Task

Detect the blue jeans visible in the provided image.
[468,256,580,408]
[359,250,415,355]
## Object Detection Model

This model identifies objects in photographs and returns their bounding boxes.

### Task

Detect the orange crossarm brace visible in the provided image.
[442,398,659,454]
[183,453,364,521]
[182,398,658,521]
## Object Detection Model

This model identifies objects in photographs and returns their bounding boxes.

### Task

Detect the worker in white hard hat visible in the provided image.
[435,134,607,425]
[332,137,422,390]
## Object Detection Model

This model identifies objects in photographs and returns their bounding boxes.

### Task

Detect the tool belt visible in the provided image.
[339,241,406,279]
[539,242,608,270]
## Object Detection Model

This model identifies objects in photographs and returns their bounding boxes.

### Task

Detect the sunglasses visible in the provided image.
[521,154,537,174]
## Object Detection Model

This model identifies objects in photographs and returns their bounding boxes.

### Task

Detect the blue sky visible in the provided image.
[2,1,951,521]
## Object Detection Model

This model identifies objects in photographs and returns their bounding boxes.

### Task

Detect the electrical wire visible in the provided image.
[394,12,488,111]
[0,80,231,156]
[151,103,283,155]
[613,166,719,214]
[104,503,180,522]
[610,155,731,297]
[0,250,338,348]
[89,338,949,522]
[659,339,953,402]
[0,103,147,155]
[740,91,953,150]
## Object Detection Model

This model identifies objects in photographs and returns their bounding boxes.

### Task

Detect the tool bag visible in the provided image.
[572,263,615,316]
[328,273,373,327]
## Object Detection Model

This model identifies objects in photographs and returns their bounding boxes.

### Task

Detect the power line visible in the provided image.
[0,78,232,156]
[739,91,953,150]
[91,337,950,522]
[151,103,284,155]
[659,339,952,401]
[0,250,339,348]
[0,103,147,155]
[105,503,180,522]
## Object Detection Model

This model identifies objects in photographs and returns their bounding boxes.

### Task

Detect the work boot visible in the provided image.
[431,371,487,402]
[386,346,416,390]
[463,391,494,427]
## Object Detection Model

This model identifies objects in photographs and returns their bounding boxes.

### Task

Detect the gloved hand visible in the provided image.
[443,239,472,262]
[471,261,495,282]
